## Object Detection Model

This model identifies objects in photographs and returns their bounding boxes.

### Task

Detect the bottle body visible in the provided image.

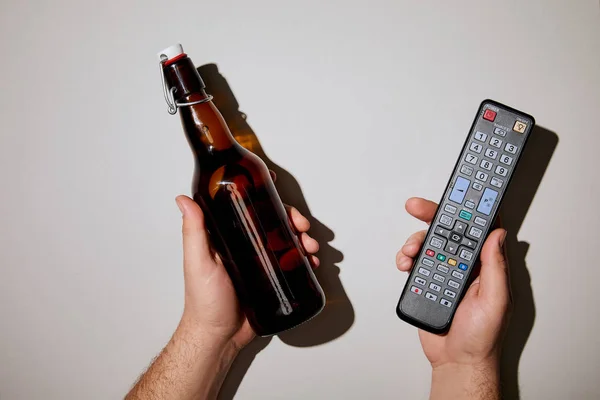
[192,145,325,335]
[163,53,325,336]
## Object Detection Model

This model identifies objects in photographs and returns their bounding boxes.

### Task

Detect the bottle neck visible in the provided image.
[163,57,238,154]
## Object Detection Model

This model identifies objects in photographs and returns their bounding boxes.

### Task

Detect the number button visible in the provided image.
[485,148,498,159]
[495,165,508,177]
[505,143,518,154]
[475,171,488,181]
[474,131,488,142]
[465,154,478,165]
[490,138,503,148]
[500,154,513,165]
[469,142,483,153]
[480,160,493,171]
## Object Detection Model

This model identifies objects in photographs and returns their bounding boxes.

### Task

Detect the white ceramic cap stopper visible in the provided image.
[158,44,184,61]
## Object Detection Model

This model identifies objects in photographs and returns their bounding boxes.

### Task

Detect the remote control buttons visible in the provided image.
[459,248,474,261]
[444,289,457,298]
[485,148,498,159]
[461,237,477,249]
[448,280,461,289]
[429,283,442,292]
[447,258,457,266]
[475,171,488,181]
[425,292,438,301]
[459,210,472,221]
[513,120,527,133]
[493,127,507,137]
[460,165,474,176]
[426,249,435,257]
[458,263,468,272]
[415,277,427,286]
[500,154,513,165]
[490,177,503,188]
[434,225,451,238]
[452,270,465,279]
[483,109,496,121]
[437,264,450,273]
[418,267,431,277]
[411,286,423,295]
[465,153,478,164]
[468,226,483,239]
[465,200,475,209]
[422,258,435,267]
[490,137,503,148]
[472,182,483,191]
[505,143,518,154]
[474,131,488,142]
[470,142,483,153]
[439,214,453,228]
[440,298,453,308]
[445,242,458,255]
[437,254,446,262]
[449,176,470,204]
[477,187,498,216]
[454,221,468,234]
[474,216,487,227]
[495,165,508,177]
[433,274,445,283]
[444,204,458,214]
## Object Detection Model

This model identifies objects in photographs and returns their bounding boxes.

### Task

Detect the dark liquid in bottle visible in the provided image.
[162,54,325,336]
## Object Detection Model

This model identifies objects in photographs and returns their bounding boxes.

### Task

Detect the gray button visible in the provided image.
[418,267,431,277]
[444,204,458,214]
[465,153,478,165]
[440,298,452,307]
[459,248,473,261]
[480,160,493,171]
[461,237,477,249]
[430,236,444,249]
[490,137,503,148]
[505,143,518,154]
[434,225,451,238]
[440,214,453,228]
[450,233,462,242]
[468,226,483,238]
[460,165,474,176]
[444,242,458,255]
[465,200,475,209]
[474,216,487,227]
[485,148,498,159]
[444,289,457,298]
[433,273,445,283]
[454,221,468,234]
[425,292,438,301]
[452,270,464,280]
[472,182,483,191]
[500,154,513,165]
[437,264,449,273]
[474,131,488,142]
[415,276,427,286]
[429,282,442,292]
[495,165,508,177]
[494,127,507,137]
[411,286,423,295]
[475,171,488,181]
[448,280,460,289]
[469,142,483,153]
[422,258,435,267]
[490,177,503,188]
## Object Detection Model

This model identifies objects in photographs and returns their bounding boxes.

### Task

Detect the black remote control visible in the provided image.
[396,100,535,333]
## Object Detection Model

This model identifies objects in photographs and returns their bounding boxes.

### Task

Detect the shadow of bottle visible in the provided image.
[197,64,355,400]
[498,125,558,400]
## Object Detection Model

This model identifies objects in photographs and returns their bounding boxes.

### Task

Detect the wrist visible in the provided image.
[174,317,240,362]
[431,359,500,400]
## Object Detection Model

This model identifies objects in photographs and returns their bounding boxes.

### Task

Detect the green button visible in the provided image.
[459,210,472,221]
[437,254,446,262]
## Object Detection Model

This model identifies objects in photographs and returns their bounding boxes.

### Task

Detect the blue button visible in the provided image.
[449,177,470,204]
[477,187,498,216]
[459,263,468,271]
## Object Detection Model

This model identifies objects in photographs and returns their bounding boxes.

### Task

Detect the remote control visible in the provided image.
[396,100,535,333]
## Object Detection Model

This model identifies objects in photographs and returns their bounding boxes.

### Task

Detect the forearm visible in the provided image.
[430,360,500,400]
[126,320,239,400]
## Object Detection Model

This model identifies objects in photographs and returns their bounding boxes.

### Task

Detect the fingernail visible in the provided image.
[175,197,185,216]
[499,230,507,247]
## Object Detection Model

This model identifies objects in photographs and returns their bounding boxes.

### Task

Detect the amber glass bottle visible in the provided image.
[159,45,325,336]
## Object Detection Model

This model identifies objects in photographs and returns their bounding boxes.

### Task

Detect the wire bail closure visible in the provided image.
[159,55,213,115]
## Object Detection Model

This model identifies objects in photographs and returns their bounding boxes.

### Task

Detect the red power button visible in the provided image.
[483,109,497,122]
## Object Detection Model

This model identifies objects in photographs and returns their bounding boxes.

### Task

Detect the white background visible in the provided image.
[1,0,599,399]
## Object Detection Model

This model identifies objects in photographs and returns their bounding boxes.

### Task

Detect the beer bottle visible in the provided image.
[158,44,325,336]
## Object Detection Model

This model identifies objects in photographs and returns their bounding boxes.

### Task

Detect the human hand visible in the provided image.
[174,194,320,351]
[396,198,512,373]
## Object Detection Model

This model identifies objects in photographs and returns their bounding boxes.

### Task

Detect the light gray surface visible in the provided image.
[1,0,599,399]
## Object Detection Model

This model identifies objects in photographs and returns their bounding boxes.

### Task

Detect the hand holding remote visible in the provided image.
[397,197,511,400]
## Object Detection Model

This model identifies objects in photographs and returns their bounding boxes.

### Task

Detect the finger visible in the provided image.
[176,196,214,272]
[311,255,320,269]
[287,206,311,232]
[301,232,319,254]
[269,170,277,182]
[396,230,427,271]
[477,229,510,304]
[405,198,438,224]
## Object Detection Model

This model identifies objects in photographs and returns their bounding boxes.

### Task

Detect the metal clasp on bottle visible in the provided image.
[159,54,213,115]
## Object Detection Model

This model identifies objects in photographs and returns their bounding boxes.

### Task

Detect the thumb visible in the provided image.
[477,228,510,305]
[175,195,214,274]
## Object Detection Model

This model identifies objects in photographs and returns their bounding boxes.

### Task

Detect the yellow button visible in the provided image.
[513,120,527,133]
[448,258,457,266]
